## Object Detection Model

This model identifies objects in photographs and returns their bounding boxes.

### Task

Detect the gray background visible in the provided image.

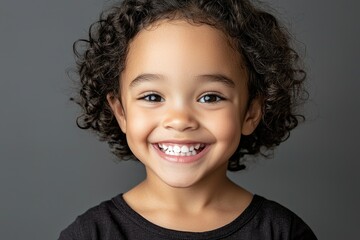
[1,0,359,239]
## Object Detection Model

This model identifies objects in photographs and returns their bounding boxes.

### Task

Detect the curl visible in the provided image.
[72,0,307,170]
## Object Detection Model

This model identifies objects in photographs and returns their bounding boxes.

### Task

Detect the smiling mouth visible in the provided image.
[157,143,206,156]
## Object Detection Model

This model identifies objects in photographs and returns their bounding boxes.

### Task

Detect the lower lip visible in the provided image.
[153,144,210,164]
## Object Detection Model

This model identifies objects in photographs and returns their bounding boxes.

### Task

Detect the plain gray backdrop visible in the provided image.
[1,0,359,239]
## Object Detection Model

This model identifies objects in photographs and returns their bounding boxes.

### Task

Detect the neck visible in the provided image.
[137,167,241,213]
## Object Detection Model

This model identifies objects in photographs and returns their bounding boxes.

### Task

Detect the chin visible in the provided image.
[159,175,201,189]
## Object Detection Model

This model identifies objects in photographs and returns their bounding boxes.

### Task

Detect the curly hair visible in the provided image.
[73,0,306,171]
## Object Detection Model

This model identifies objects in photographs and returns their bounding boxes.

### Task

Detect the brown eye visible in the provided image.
[142,94,164,102]
[198,94,224,103]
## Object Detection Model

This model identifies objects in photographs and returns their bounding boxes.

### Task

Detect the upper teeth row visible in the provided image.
[158,143,203,153]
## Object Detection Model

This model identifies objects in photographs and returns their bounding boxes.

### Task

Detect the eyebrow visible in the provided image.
[129,73,236,88]
[129,74,163,88]
[195,74,236,88]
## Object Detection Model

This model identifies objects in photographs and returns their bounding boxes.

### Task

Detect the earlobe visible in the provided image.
[241,98,262,136]
[106,93,127,134]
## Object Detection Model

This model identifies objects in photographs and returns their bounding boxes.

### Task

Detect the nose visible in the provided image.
[162,106,199,132]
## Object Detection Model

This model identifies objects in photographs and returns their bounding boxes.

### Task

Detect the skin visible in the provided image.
[107,20,262,232]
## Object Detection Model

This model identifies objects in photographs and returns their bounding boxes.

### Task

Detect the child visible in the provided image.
[60,0,317,239]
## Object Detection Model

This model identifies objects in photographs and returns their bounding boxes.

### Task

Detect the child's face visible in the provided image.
[108,20,261,188]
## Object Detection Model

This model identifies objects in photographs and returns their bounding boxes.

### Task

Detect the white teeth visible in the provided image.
[158,143,205,156]
[165,149,174,155]
[158,143,169,150]
[173,145,181,153]
[181,145,189,152]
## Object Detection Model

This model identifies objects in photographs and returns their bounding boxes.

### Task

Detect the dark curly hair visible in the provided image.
[73,0,306,171]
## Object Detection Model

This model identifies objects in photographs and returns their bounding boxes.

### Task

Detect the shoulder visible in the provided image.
[255,195,298,222]
[58,195,125,240]
[249,195,317,240]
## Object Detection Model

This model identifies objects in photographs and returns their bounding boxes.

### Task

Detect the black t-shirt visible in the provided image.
[59,194,317,240]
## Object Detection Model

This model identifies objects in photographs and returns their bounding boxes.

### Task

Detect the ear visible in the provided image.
[106,93,127,134]
[241,97,262,136]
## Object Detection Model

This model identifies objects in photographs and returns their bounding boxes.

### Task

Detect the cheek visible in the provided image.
[125,108,156,145]
[206,108,242,146]
[124,110,154,162]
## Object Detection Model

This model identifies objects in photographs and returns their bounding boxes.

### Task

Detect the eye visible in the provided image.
[198,94,225,103]
[140,93,164,102]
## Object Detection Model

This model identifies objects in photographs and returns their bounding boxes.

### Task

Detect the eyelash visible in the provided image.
[198,93,226,103]
[139,93,164,102]
[138,92,225,103]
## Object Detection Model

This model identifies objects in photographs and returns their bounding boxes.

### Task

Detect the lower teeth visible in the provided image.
[164,150,197,156]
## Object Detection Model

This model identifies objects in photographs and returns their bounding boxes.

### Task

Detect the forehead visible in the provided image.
[121,19,247,85]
